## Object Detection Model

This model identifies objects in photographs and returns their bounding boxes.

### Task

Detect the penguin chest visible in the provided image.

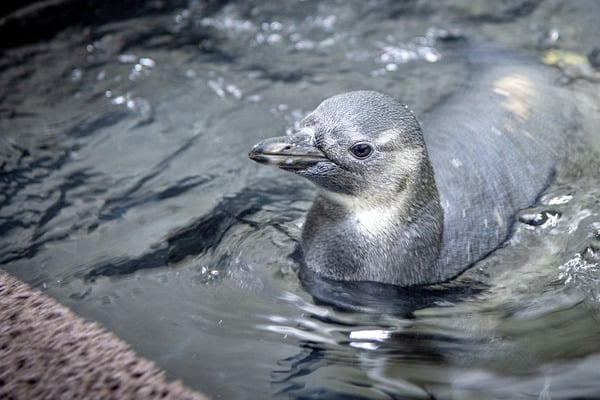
[350,208,398,240]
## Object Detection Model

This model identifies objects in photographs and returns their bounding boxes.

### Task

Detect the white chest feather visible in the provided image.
[321,190,401,238]
[353,208,398,237]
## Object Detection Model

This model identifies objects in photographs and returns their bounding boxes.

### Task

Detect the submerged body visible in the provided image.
[249,44,574,286]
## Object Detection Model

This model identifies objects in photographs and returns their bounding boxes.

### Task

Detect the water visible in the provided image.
[2,1,600,399]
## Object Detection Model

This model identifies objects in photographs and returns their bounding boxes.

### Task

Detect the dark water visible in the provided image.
[2,1,600,399]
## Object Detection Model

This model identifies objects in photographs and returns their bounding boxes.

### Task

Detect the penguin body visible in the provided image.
[249,45,573,286]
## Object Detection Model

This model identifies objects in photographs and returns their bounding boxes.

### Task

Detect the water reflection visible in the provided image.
[267,284,600,399]
[300,267,485,317]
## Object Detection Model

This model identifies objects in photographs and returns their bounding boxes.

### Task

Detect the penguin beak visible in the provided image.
[248,132,327,171]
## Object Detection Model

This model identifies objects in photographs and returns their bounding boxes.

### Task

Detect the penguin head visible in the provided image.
[249,91,429,204]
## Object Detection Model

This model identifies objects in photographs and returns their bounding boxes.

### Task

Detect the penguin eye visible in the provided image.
[350,143,372,159]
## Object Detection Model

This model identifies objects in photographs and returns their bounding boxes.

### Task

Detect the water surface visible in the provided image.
[2,1,600,399]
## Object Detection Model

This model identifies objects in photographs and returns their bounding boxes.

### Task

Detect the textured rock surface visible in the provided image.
[0,270,207,400]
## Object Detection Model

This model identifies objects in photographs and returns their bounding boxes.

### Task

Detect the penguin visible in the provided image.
[249,46,574,286]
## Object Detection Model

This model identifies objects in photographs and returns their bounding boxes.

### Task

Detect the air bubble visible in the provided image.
[118,54,137,63]
[139,57,156,68]
[548,194,573,205]
[70,68,83,82]
[385,63,398,72]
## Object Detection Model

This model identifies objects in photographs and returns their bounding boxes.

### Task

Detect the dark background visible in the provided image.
[0,0,222,49]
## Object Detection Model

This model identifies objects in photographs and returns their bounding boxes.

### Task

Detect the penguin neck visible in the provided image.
[318,190,407,234]
[301,160,445,285]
